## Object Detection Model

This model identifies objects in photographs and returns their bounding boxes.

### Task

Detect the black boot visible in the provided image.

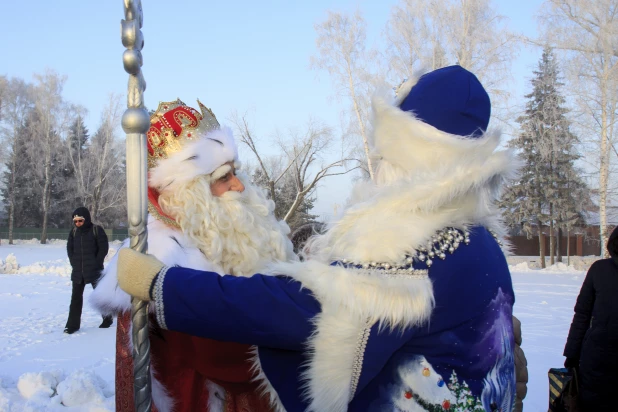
[99,316,113,328]
[64,327,80,334]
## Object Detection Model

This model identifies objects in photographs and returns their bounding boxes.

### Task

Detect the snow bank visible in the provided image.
[507,255,599,272]
[508,261,583,274]
[17,370,63,399]
[0,245,120,276]
[2,369,114,410]
[55,369,113,407]
[0,238,68,246]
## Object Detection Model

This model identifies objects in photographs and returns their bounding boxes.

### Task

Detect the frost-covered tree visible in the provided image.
[252,168,318,231]
[539,0,618,257]
[384,0,518,123]
[501,47,587,267]
[2,112,40,229]
[0,77,34,243]
[232,113,356,231]
[87,94,126,224]
[311,11,376,179]
[66,113,89,206]
[30,70,70,243]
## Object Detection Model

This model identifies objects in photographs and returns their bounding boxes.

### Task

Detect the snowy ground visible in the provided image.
[0,242,592,411]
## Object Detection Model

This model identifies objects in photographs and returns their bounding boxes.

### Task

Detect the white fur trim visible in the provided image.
[149,127,238,193]
[270,261,434,328]
[90,216,224,316]
[205,380,225,412]
[248,346,286,412]
[152,371,175,412]
[267,261,434,412]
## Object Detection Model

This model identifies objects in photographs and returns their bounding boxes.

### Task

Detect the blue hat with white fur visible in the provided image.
[398,65,491,138]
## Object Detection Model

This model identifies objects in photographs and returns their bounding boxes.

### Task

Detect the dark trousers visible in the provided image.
[65,280,112,330]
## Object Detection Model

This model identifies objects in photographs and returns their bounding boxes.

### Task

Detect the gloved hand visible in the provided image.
[513,316,528,412]
[564,357,579,368]
[117,248,165,302]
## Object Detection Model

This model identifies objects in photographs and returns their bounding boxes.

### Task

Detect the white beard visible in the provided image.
[158,172,296,276]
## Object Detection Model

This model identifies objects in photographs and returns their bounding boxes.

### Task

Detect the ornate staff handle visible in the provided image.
[121,1,151,411]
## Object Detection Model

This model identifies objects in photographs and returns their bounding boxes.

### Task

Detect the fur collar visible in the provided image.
[306,94,520,265]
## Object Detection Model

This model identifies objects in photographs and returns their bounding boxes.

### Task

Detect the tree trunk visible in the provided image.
[284,191,305,224]
[40,157,51,245]
[549,218,555,266]
[599,102,610,258]
[566,229,570,267]
[8,152,16,245]
[348,74,374,180]
[557,227,563,263]
[538,221,546,269]
[268,180,277,218]
[548,199,555,265]
[91,184,102,222]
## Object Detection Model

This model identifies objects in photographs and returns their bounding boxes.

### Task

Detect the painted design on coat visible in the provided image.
[391,356,456,411]
[478,289,516,412]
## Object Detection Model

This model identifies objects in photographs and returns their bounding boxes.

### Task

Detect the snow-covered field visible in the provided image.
[0,241,592,411]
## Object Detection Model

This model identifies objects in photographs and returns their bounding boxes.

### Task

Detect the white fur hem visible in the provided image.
[268,260,434,411]
[249,346,287,412]
[152,371,175,412]
[205,380,226,412]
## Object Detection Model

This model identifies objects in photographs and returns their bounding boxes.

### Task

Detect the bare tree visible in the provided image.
[385,0,518,122]
[0,78,34,244]
[539,0,618,257]
[30,70,68,244]
[89,94,125,222]
[231,112,358,226]
[230,111,293,208]
[275,119,358,224]
[311,11,375,179]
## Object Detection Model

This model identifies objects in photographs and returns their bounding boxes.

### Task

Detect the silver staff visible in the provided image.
[121,1,151,411]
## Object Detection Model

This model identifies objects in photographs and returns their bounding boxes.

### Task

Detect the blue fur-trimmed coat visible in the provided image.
[148,80,519,412]
[154,226,514,412]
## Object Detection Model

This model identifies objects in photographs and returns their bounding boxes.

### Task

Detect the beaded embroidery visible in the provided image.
[337,227,504,274]
[337,227,470,271]
[350,319,372,399]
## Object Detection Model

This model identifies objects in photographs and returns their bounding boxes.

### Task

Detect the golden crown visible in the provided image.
[147,99,219,169]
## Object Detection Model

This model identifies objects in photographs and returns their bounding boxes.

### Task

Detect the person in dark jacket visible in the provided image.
[564,225,618,410]
[64,206,112,334]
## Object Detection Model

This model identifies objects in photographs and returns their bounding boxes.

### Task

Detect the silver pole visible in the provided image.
[120,1,151,411]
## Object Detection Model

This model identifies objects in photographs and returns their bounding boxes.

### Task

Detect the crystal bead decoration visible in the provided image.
[335,227,471,274]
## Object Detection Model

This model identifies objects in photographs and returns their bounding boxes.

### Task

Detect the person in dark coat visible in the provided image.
[564,225,618,410]
[64,206,112,334]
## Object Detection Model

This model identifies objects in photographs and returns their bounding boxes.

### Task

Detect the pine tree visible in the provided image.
[2,112,43,228]
[66,115,89,206]
[500,47,587,267]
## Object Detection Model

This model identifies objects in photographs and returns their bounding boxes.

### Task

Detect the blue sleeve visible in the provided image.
[159,266,321,351]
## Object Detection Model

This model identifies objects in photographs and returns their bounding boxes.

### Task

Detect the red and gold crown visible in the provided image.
[147,99,219,169]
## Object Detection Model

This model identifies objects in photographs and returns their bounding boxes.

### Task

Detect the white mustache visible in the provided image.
[219,190,244,203]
